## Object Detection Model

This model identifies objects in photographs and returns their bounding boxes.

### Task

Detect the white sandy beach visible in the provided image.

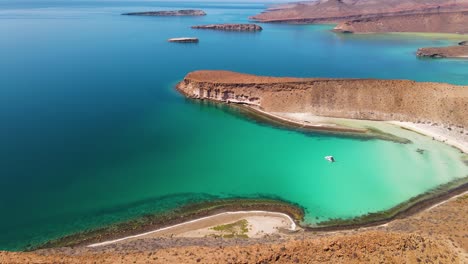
[271,112,467,154]
[389,121,468,153]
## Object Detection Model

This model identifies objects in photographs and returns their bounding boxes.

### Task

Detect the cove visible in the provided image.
[0,1,467,251]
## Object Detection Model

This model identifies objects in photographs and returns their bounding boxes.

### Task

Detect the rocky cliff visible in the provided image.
[177,71,468,128]
[191,24,262,31]
[122,10,206,16]
[334,11,468,34]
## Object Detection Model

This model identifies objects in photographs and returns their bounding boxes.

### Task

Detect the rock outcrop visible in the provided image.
[191,24,263,31]
[122,10,206,16]
[177,70,468,127]
[168,38,199,43]
[416,46,468,58]
[333,11,468,34]
[251,0,468,24]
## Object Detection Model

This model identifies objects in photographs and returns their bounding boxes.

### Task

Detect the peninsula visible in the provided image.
[191,24,262,31]
[177,71,467,127]
[122,10,206,16]
[177,70,468,151]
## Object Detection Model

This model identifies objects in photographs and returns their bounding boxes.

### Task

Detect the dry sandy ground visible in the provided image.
[178,216,292,239]
[87,211,296,247]
[1,193,467,263]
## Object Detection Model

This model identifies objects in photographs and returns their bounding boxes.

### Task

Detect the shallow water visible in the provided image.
[0,1,467,250]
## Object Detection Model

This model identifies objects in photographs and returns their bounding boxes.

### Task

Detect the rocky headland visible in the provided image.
[176,71,468,129]
[122,10,206,16]
[416,45,468,58]
[333,11,468,34]
[191,24,262,32]
[251,0,468,24]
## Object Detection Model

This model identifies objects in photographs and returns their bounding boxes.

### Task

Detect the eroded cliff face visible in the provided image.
[176,71,468,128]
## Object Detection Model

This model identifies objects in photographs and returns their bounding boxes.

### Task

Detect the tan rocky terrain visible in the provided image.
[251,0,468,24]
[176,70,468,128]
[1,193,467,263]
[334,11,468,34]
[417,45,468,58]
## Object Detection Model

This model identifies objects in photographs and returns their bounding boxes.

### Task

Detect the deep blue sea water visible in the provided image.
[0,0,467,250]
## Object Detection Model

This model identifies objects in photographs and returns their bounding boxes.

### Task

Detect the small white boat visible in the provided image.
[324,156,335,162]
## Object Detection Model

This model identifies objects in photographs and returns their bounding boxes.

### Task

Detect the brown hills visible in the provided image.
[251,0,468,24]
[334,11,468,34]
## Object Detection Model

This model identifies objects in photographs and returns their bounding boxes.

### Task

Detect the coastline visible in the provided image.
[87,211,297,247]
[390,121,468,154]
[29,73,468,251]
[6,192,467,262]
[33,199,304,250]
[38,100,467,250]
[82,177,468,249]
[235,104,411,144]
[226,103,468,228]
[245,106,467,154]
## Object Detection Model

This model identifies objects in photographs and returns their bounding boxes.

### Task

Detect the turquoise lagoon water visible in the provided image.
[0,1,467,250]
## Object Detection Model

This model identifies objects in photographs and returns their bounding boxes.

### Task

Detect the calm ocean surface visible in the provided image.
[0,0,467,250]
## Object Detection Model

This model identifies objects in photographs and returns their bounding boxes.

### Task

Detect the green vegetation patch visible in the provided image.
[211,219,249,238]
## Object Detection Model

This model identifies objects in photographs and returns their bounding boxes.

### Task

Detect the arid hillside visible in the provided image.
[251,0,468,24]
[334,11,468,34]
